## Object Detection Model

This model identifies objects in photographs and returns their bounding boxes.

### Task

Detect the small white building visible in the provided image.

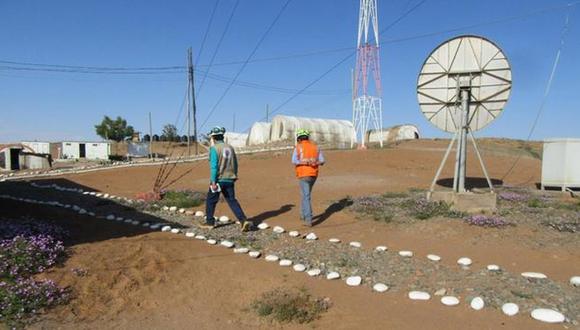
[21,141,51,154]
[61,141,111,160]
[541,138,580,191]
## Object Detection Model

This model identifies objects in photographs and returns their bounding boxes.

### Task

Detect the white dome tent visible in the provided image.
[246,122,272,146]
[269,115,354,147]
[224,132,249,148]
[367,125,420,143]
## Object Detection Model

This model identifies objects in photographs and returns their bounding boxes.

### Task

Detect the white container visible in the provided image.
[542,139,580,190]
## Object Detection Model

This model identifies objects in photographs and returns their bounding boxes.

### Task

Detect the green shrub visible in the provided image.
[160,190,204,208]
[251,287,330,324]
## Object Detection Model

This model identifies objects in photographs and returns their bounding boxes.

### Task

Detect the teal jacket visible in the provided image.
[209,141,238,183]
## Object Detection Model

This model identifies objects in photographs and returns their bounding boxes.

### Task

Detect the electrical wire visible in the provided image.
[199,0,293,131]
[196,0,241,97]
[500,7,572,182]
[195,0,221,68]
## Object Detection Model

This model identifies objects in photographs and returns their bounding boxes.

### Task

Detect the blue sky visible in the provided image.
[0,0,578,142]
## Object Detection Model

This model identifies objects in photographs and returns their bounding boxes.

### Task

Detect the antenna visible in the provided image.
[417,35,512,196]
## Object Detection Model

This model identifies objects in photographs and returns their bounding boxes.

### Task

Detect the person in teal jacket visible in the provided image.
[200,126,250,231]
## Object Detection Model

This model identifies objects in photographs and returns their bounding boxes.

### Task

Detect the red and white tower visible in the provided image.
[353,0,383,147]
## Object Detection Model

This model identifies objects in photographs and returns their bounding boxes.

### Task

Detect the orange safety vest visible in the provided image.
[294,140,320,178]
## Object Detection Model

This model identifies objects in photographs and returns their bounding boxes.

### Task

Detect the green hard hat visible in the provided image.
[296,128,311,138]
[208,126,226,136]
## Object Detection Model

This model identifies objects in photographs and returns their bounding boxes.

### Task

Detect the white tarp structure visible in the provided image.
[247,122,272,146]
[269,115,354,146]
[367,125,420,143]
[21,141,50,154]
[127,142,150,157]
[224,132,249,148]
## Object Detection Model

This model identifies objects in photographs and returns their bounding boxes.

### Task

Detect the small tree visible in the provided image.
[162,124,178,142]
[95,116,134,142]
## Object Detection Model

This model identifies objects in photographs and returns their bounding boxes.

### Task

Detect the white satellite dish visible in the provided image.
[416,35,512,194]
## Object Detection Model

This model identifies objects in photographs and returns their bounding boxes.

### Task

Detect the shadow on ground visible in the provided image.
[436,177,503,190]
[0,178,186,247]
[313,198,353,226]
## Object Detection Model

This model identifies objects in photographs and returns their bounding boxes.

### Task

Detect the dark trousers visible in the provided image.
[205,181,247,225]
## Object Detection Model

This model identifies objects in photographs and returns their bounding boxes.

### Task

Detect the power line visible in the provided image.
[500,7,572,182]
[242,0,430,132]
[195,0,221,68]
[196,0,241,97]
[199,0,293,131]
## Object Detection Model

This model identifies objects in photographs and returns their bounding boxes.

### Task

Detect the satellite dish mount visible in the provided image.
[417,35,512,199]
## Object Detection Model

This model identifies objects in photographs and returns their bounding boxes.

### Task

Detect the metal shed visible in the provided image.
[61,141,111,160]
[21,141,51,154]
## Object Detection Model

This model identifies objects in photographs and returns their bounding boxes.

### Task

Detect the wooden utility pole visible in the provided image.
[232,113,236,132]
[148,112,153,158]
[187,47,198,155]
[266,104,269,122]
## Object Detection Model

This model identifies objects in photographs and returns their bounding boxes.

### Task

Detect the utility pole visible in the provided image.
[266,104,269,122]
[188,47,198,155]
[148,112,153,158]
[232,113,236,132]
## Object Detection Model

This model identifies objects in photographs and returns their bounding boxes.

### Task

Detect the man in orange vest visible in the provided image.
[292,129,325,227]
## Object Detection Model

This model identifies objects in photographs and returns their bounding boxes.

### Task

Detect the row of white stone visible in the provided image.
[22,181,580,289]
[0,193,573,324]
[163,220,569,325]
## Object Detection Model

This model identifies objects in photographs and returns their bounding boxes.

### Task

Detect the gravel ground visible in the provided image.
[1,181,579,325]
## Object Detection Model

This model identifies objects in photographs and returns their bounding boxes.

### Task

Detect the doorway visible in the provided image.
[79,144,86,158]
[10,148,20,170]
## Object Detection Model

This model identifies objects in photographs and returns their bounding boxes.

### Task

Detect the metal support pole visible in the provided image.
[468,130,494,192]
[428,131,458,200]
[456,89,470,192]
[188,47,198,155]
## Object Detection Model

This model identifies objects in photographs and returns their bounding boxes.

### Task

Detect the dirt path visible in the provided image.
[5,139,576,329]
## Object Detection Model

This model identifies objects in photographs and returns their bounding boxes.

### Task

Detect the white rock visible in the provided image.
[375,246,388,252]
[150,224,161,230]
[307,269,321,277]
[427,254,441,261]
[349,241,362,248]
[161,226,172,232]
[272,226,285,234]
[72,205,81,211]
[169,206,178,212]
[570,276,580,287]
[170,228,180,234]
[470,297,485,310]
[131,221,140,225]
[88,212,95,217]
[220,240,234,248]
[90,192,97,196]
[142,222,150,227]
[162,206,169,211]
[288,231,300,237]
[249,251,261,258]
[185,232,195,238]
[521,272,547,279]
[408,291,430,300]
[233,247,249,254]
[78,209,87,215]
[96,193,103,197]
[194,211,204,217]
[106,215,115,220]
[305,233,318,240]
[116,217,124,221]
[178,208,186,214]
[265,255,279,262]
[219,215,230,223]
[326,272,340,280]
[279,259,292,267]
[124,219,132,223]
[530,308,566,323]
[293,264,306,272]
[103,193,110,198]
[457,257,472,266]
[346,276,362,286]
[373,283,389,293]
[502,303,519,316]
[328,238,341,243]
[487,264,501,271]
[441,296,460,306]
[207,239,217,245]
[257,223,270,230]
[185,210,194,216]
[399,251,413,257]
[195,235,206,240]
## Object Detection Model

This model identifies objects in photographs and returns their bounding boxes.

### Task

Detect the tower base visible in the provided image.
[429,191,497,213]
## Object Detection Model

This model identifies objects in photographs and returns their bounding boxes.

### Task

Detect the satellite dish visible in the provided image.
[416,35,512,194]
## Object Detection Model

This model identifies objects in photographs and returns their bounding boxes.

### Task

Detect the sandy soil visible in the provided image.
[2,139,577,329]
